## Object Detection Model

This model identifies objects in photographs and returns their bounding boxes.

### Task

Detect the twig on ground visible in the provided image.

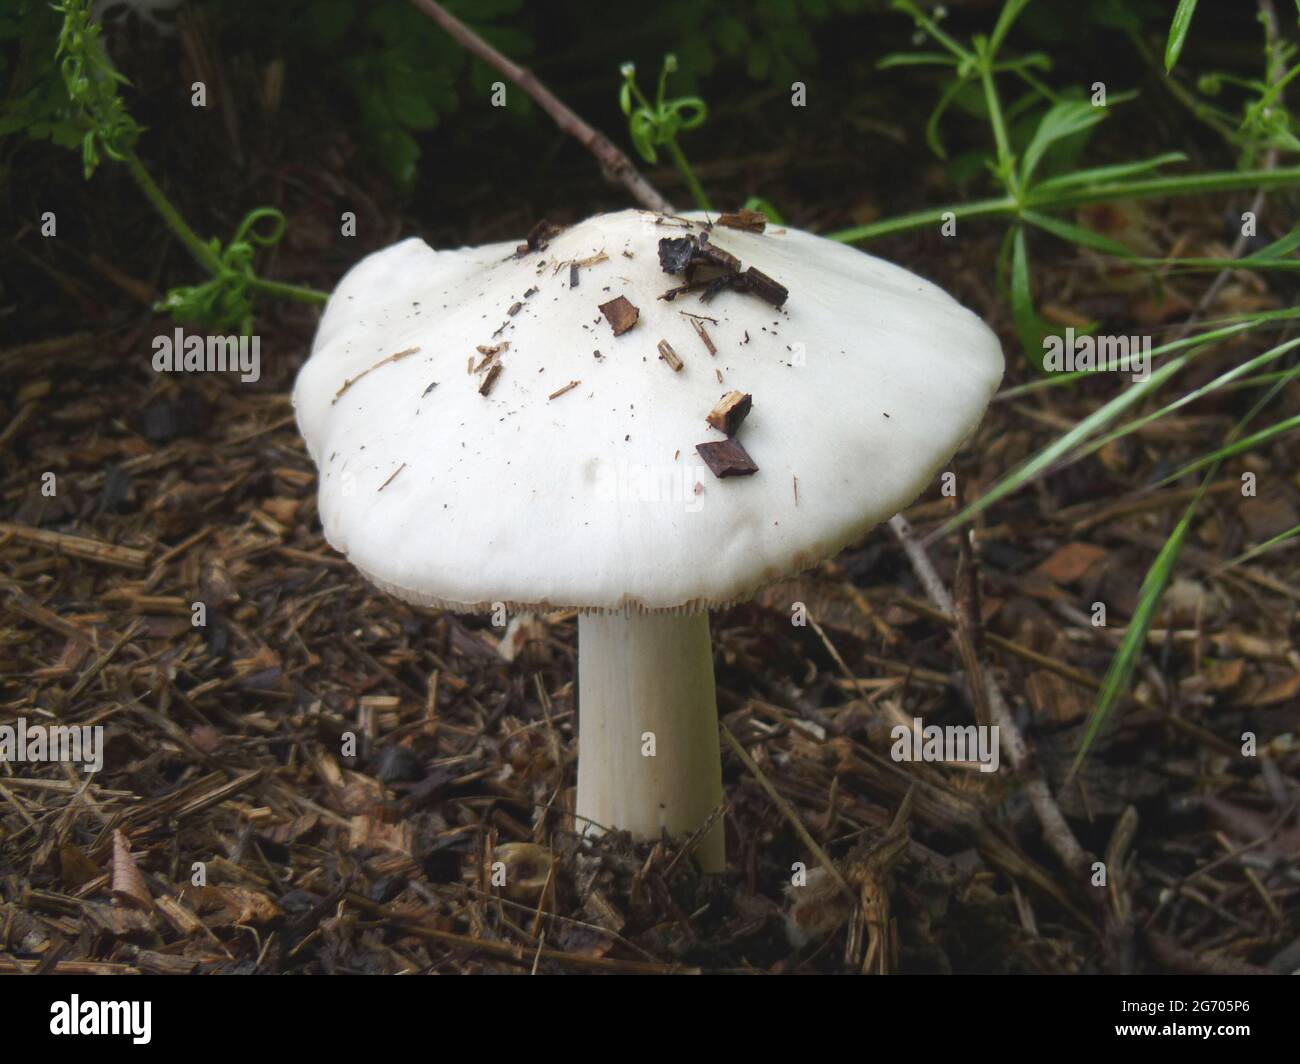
[888,514,1091,880]
[1144,929,1278,976]
[720,723,856,903]
[408,0,674,213]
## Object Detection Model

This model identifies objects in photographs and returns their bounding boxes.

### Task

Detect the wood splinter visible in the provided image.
[478,363,503,396]
[688,316,716,355]
[706,391,751,436]
[377,463,407,492]
[332,346,420,404]
[657,340,684,372]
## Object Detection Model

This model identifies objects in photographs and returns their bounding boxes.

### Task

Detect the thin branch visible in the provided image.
[408,0,674,213]
[720,723,856,904]
[889,514,1091,879]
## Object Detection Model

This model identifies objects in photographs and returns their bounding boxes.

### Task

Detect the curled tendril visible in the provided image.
[51,0,324,333]
[618,54,708,165]
[157,208,291,335]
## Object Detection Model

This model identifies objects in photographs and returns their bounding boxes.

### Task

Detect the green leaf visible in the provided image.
[377,126,420,186]
[743,195,784,224]
[1073,338,1300,465]
[1022,208,1140,259]
[1073,369,1292,771]
[937,351,1195,536]
[1073,495,1198,771]
[679,33,716,77]
[1164,0,1198,73]
[1246,221,1300,259]
[385,65,440,130]
[713,15,749,58]
[1031,153,1188,194]
[629,111,657,163]
[462,0,525,19]
[1020,99,1108,186]
[1090,0,1143,33]
[1010,226,1046,369]
[924,76,971,159]
[988,0,1033,54]
[305,0,353,48]
[877,51,959,69]
[1224,521,1300,568]
[1157,412,1300,485]
[759,0,797,20]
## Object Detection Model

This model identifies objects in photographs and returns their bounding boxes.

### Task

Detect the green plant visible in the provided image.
[0,1,84,151]
[1164,0,1200,73]
[1114,0,1300,166]
[847,0,1299,370]
[622,0,867,92]
[50,0,325,333]
[1190,16,1300,166]
[619,54,712,211]
[843,0,1300,764]
[298,0,530,186]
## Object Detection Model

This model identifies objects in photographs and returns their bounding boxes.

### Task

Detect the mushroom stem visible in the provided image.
[576,613,724,872]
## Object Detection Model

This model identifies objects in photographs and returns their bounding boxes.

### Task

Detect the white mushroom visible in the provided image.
[293,209,1004,873]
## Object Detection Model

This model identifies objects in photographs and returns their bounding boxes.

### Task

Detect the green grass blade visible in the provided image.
[997,308,1300,399]
[1022,208,1141,258]
[1156,411,1300,485]
[1072,337,1300,462]
[936,352,1194,535]
[1071,494,1199,773]
[1134,257,1300,273]
[1073,373,1290,770]
[1031,153,1188,194]
[1223,522,1300,568]
[1165,0,1199,73]
[1246,222,1300,259]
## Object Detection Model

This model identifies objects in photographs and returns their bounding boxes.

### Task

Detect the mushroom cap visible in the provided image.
[293,209,1003,613]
